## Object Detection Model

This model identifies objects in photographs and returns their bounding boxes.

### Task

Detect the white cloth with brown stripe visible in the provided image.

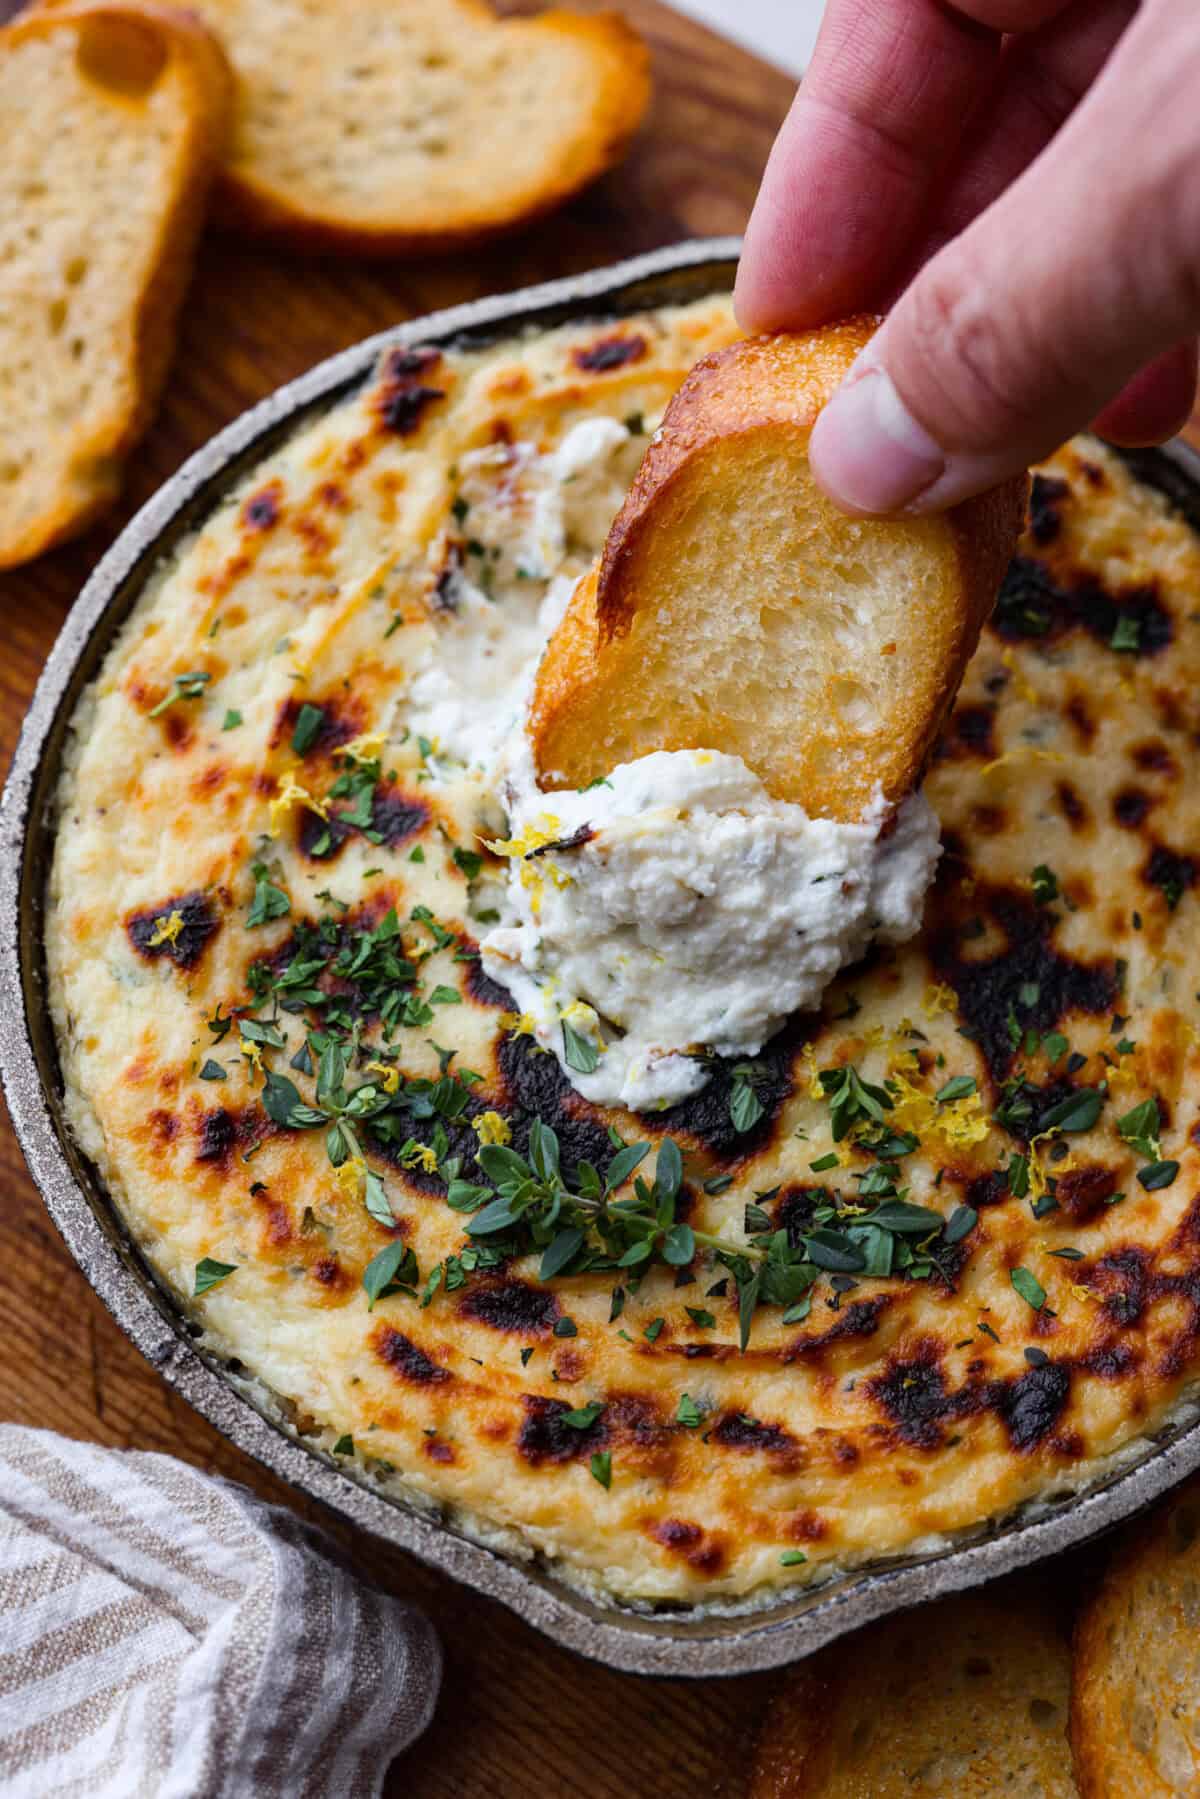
[0,1426,441,1797]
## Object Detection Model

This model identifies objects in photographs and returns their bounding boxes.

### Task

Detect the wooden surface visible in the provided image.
[0,4,795,1793]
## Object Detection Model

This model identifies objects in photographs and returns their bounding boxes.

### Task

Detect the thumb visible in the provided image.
[809,3,1200,515]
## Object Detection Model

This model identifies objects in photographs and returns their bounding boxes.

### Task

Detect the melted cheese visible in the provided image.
[45,296,1200,1606]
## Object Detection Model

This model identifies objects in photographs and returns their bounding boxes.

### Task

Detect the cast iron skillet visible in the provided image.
[4,237,1200,1676]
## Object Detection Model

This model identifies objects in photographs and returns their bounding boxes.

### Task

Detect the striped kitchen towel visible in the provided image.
[0,1426,441,1798]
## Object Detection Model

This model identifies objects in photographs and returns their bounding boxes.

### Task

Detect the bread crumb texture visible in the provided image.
[0,2,231,566]
[182,0,650,251]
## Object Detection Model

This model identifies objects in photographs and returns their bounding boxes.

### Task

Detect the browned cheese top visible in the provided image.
[47,292,1200,1605]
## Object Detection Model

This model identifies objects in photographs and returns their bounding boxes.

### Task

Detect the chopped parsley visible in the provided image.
[291,703,325,755]
[562,1019,599,1074]
[149,670,211,718]
[1010,1266,1046,1311]
[729,1063,767,1133]
[362,1241,419,1311]
[193,1257,237,1296]
[1030,863,1059,906]
[561,1402,604,1430]
[246,863,290,927]
[1110,614,1141,653]
[590,1451,612,1488]
[676,1393,703,1429]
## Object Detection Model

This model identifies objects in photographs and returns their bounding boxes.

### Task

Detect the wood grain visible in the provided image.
[0,3,794,1792]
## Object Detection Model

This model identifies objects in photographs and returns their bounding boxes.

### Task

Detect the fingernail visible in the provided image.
[810,364,945,515]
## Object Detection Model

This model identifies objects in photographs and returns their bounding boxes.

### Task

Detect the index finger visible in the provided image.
[735,0,1068,331]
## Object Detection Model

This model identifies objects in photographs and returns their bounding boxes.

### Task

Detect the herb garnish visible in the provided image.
[149,670,211,718]
[1010,1266,1046,1311]
[194,1257,237,1295]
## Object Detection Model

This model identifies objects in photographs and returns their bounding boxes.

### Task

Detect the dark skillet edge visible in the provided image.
[5,237,1200,1677]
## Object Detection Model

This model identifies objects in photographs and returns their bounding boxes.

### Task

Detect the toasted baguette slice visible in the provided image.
[0,2,230,568]
[749,1579,1077,1799]
[530,321,1027,819]
[1071,1478,1200,1796]
[128,0,651,255]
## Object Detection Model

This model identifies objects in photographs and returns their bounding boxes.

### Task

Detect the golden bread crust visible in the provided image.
[0,1,231,567]
[750,1577,1076,1797]
[531,322,1027,817]
[162,1,652,254]
[1071,1477,1200,1796]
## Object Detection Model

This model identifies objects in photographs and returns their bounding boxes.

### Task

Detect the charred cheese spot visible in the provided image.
[1028,473,1071,545]
[710,1411,796,1454]
[1055,781,1090,831]
[464,956,512,1009]
[938,703,996,761]
[296,785,429,863]
[375,345,446,436]
[497,1031,616,1178]
[1055,1163,1120,1223]
[647,1517,726,1574]
[781,1298,889,1364]
[163,712,193,752]
[149,1108,178,1144]
[1132,739,1177,776]
[241,481,283,531]
[458,1278,559,1335]
[1142,843,1196,910]
[371,788,430,847]
[126,892,219,970]
[930,885,1116,1078]
[1113,446,1200,538]
[1065,692,1097,747]
[573,332,648,373]
[271,696,363,760]
[1113,787,1152,828]
[656,1028,798,1155]
[374,1326,452,1386]
[517,1394,601,1465]
[993,553,1174,656]
[1001,1361,1071,1451]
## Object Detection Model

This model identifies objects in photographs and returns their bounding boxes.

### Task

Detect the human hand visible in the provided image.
[735,0,1200,514]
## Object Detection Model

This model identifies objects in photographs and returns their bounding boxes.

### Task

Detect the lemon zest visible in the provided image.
[500,1012,538,1039]
[342,730,387,763]
[800,1045,824,1102]
[472,1111,512,1147]
[147,909,184,949]
[336,1158,365,1202]
[887,1067,990,1150]
[485,815,564,859]
[922,983,958,1020]
[981,746,1064,778]
[365,1060,400,1095]
[268,767,328,836]
[401,1143,439,1174]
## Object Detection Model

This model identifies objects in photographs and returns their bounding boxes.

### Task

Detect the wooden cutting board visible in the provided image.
[0,4,794,1794]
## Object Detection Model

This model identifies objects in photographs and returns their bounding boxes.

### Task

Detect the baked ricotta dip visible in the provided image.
[47,292,1200,1607]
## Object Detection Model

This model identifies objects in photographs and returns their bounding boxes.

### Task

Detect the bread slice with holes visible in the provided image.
[99,0,652,254]
[748,1577,1079,1798]
[529,320,1027,821]
[0,2,231,568]
[1071,1477,1200,1796]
